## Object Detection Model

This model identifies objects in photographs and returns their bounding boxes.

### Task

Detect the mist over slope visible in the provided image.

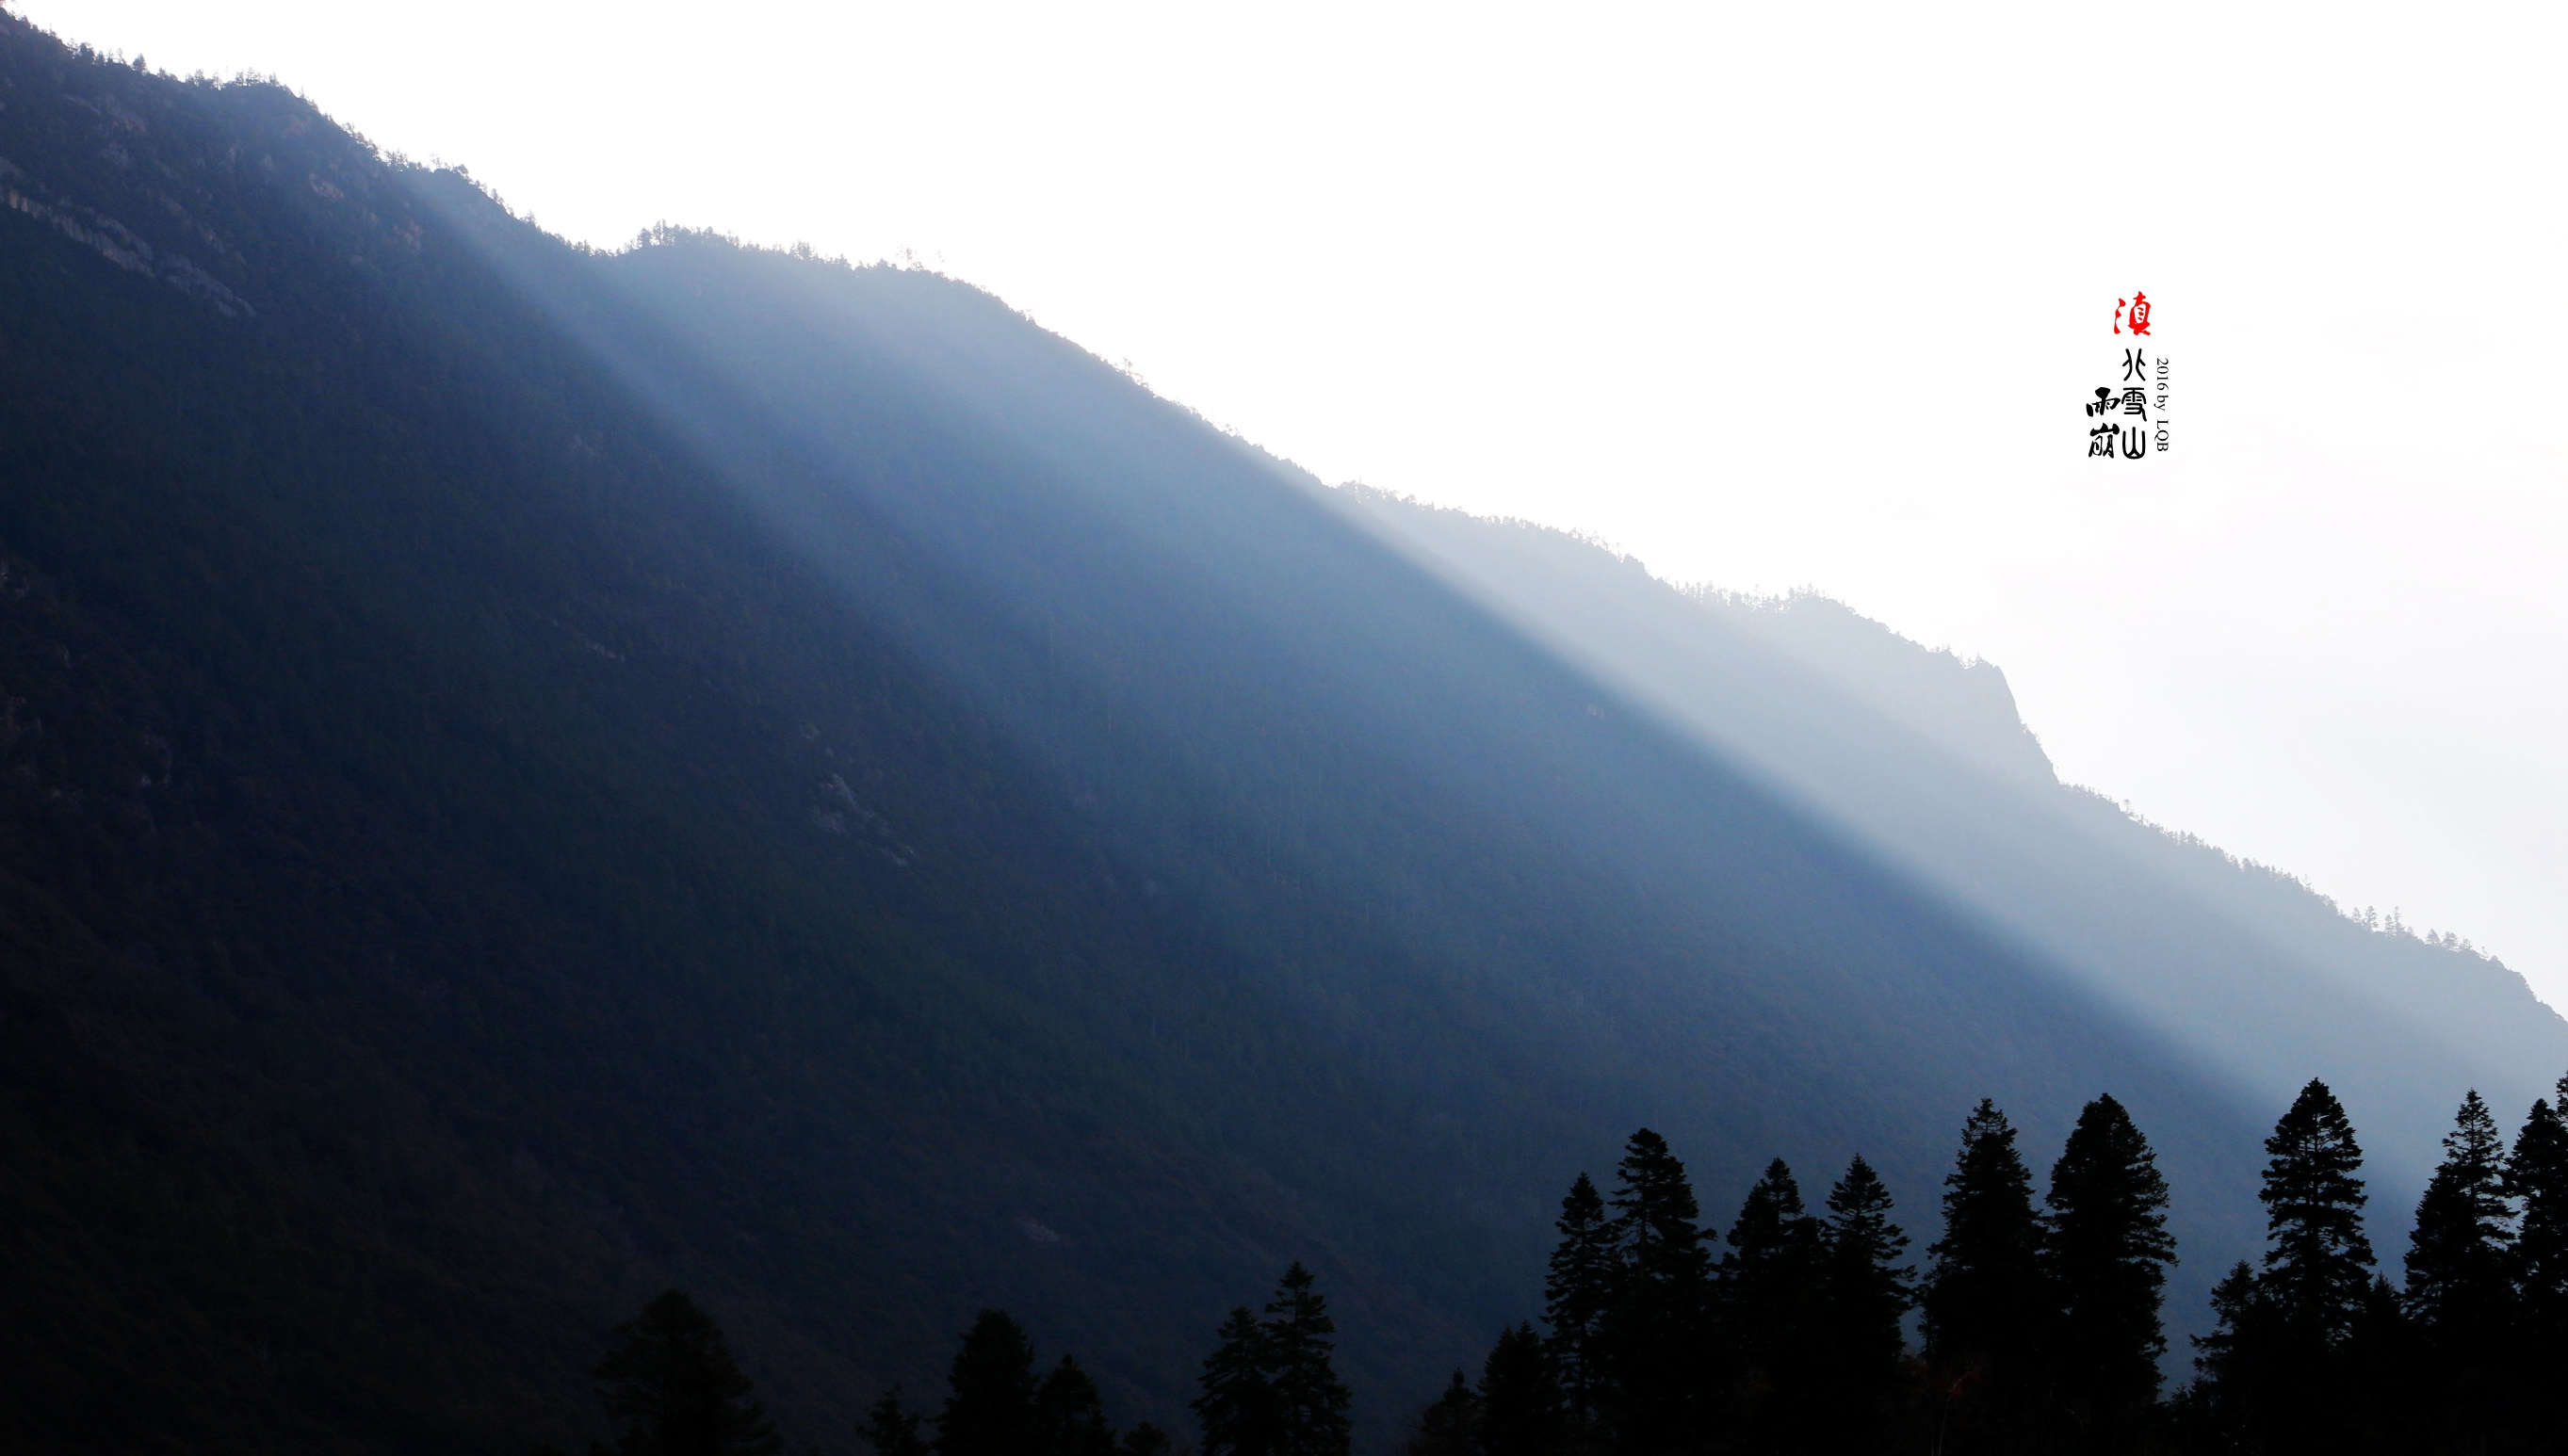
[1333,491,2563,1190]
[1,20,2558,1454]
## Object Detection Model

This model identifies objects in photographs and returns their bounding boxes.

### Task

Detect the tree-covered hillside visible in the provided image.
[1,18,2558,1455]
[1330,489,2566,1186]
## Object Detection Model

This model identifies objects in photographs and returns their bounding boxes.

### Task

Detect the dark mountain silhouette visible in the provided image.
[1,19,2557,1454]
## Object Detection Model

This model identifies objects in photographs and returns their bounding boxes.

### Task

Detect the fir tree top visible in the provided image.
[1725,1157,1815,1268]
[859,1390,931,1456]
[1825,1157,1914,1288]
[1475,1322,1568,1456]
[591,1289,783,1456]
[1404,1370,1477,1456]
[2507,1093,2568,1324]
[2043,1094,2177,1412]
[1036,1356,1115,1456]
[1718,1157,1822,1367]
[1611,1128,1714,1280]
[1609,1125,1716,1357]
[2257,1077,2374,1339]
[1933,1101,2038,1260]
[1542,1171,1614,1421]
[1922,1099,2043,1365]
[1264,1263,1353,1456]
[1821,1155,1916,1331]
[1194,1306,1277,1456]
[938,1309,1042,1456]
[2046,1094,2176,1277]
[2404,1090,2514,1329]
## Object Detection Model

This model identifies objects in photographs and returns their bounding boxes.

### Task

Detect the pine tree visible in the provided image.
[1263,1263,1354,1456]
[1035,1356,1116,1456]
[591,1289,784,1456]
[1543,1173,1615,1436]
[1717,1158,1824,1448]
[2505,1087,2568,1423]
[1609,1130,1715,1303]
[2186,1261,2271,1442]
[1477,1322,1569,1456]
[1118,1424,1178,1456]
[859,1390,932,1456]
[1405,1371,1479,1456]
[1719,1158,1822,1376]
[1808,1157,1915,1451]
[937,1310,1041,1456]
[2403,1090,2515,1444]
[2404,1091,2513,1334]
[2042,1094,2176,1448]
[2189,1080,2377,1455]
[1921,1100,2046,1454]
[1195,1306,1281,1456]
[1922,1101,2046,1373]
[2257,1079,2376,1340]
[1600,1128,1715,1454]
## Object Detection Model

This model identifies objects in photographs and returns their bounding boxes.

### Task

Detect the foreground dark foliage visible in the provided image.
[2177,1076,2568,1455]
[1435,1108,2171,1456]
[587,1291,784,1456]
[543,1078,2568,1456]
[1406,1083,2568,1456]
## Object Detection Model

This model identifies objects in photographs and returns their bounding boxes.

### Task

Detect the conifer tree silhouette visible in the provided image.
[2041,1095,2174,1450]
[1405,1370,1479,1456]
[1035,1356,1116,1456]
[2403,1091,2515,1446]
[1809,1157,1914,1453]
[1718,1158,1823,1448]
[1601,1129,1715,1454]
[1263,1263,1354,1456]
[2505,1083,2568,1432]
[1195,1306,1280,1456]
[858,1390,932,1456]
[1542,1173,1615,1439]
[1921,1100,2046,1452]
[2257,1080,2377,1340]
[2191,1079,2378,1454]
[2404,1092,2513,1333]
[2188,1262,2271,1445]
[590,1289,783,1456]
[1720,1160,1821,1361]
[1476,1322,1568,1456]
[936,1310,1042,1456]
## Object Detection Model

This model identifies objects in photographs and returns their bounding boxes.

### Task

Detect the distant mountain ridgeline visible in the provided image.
[3,17,2561,1455]
[1327,489,2560,1175]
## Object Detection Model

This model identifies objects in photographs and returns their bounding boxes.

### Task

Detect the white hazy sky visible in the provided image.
[24,1,2568,1007]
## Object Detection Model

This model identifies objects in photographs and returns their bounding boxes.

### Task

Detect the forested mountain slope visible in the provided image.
[1,20,2557,1454]
[1333,493,2565,1187]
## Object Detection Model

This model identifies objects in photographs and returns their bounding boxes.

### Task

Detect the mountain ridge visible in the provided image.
[1,19,2559,1454]
[1353,494,2518,981]
[1327,483,2559,1173]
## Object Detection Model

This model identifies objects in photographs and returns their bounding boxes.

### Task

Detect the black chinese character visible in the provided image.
[2089,423,2120,458]
[2122,348,2148,382]
[2121,387,2149,419]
